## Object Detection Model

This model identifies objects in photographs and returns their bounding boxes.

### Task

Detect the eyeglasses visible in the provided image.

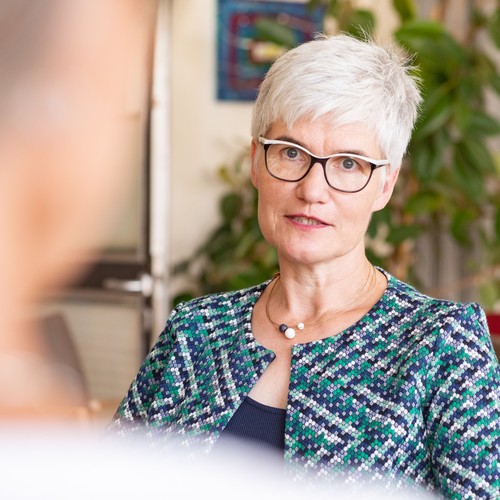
[258,137,389,193]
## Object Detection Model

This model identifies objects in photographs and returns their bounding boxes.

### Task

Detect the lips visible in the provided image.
[288,215,329,226]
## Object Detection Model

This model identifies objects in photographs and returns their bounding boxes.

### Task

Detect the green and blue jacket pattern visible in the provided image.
[111,270,500,499]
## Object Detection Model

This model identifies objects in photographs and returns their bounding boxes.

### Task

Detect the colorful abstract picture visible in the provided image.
[217,0,324,101]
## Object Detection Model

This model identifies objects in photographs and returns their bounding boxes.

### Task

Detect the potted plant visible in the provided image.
[173,0,500,334]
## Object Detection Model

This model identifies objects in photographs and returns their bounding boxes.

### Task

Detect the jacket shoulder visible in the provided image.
[166,281,268,336]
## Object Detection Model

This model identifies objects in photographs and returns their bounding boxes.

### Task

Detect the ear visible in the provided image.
[372,167,400,212]
[250,139,259,189]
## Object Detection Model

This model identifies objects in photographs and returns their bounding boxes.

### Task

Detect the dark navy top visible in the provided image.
[218,396,286,453]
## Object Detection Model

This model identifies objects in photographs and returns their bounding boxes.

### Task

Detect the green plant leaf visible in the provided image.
[220,193,243,222]
[307,0,332,15]
[217,165,232,186]
[364,247,386,269]
[172,291,196,307]
[452,149,485,202]
[471,7,489,29]
[234,231,259,259]
[450,208,476,246]
[430,127,451,174]
[406,191,443,215]
[203,224,234,261]
[345,9,376,38]
[395,21,464,72]
[385,224,422,245]
[326,0,340,17]
[487,7,500,48]
[413,86,452,139]
[467,111,500,136]
[392,0,416,22]
[495,208,500,241]
[254,17,296,48]
[367,207,391,238]
[453,99,472,135]
[479,281,500,310]
[228,266,269,290]
[459,138,498,174]
[490,73,500,94]
[410,140,444,180]
[456,75,483,102]
[396,19,445,38]
[262,245,278,268]
[471,50,500,89]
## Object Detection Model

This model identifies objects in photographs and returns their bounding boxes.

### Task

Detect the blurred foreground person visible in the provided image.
[112,35,500,499]
[0,0,156,418]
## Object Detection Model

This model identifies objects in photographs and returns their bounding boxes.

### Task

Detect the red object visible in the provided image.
[487,314,500,362]
[487,313,500,335]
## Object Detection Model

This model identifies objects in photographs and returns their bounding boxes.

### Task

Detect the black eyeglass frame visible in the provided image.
[258,136,389,193]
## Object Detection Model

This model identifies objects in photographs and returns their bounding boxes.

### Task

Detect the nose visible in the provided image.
[295,161,330,203]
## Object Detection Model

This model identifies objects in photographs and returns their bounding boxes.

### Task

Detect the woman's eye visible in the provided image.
[341,157,357,170]
[284,147,300,160]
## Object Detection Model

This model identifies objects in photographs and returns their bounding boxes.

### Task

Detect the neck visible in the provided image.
[279,256,376,310]
[265,258,384,339]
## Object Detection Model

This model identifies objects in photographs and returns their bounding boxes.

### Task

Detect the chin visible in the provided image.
[279,247,334,267]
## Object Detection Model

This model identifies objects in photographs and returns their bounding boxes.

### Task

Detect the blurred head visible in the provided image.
[0,0,155,304]
[0,0,156,417]
[251,34,422,172]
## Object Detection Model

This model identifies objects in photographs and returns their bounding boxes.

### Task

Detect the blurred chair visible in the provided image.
[38,313,89,411]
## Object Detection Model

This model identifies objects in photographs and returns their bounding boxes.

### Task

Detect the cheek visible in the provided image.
[255,181,288,242]
[256,187,276,240]
[336,193,378,234]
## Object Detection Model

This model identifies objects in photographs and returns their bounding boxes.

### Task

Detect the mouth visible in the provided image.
[287,215,329,226]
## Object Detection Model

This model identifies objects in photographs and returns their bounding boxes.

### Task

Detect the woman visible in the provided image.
[111,35,499,498]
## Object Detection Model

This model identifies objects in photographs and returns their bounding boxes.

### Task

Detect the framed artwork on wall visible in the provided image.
[217,0,324,101]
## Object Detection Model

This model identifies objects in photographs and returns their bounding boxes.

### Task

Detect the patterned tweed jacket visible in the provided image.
[111,270,500,499]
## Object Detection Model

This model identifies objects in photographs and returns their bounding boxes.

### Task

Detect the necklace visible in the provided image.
[265,266,378,339]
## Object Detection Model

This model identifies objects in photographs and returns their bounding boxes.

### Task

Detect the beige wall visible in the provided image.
[170,0,253,271]
[169,0,398,288]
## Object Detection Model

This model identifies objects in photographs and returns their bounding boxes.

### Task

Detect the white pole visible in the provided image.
[149,0,171,342]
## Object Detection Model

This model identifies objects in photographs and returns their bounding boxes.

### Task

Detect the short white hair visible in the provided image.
[251,34,422,171]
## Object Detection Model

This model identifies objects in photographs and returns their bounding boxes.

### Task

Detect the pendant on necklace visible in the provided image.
[279,322,305,339]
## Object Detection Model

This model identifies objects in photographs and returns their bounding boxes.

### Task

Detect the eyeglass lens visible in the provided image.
[265,143,374,192]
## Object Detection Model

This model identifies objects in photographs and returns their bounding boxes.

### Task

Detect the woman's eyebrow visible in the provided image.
[274,135,306,147]
[274,135,371,157]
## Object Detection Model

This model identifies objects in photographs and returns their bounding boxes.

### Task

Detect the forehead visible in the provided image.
[267,117,381,156]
